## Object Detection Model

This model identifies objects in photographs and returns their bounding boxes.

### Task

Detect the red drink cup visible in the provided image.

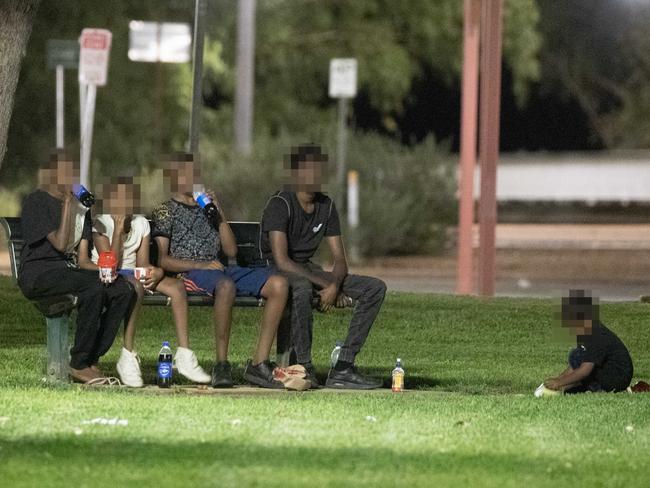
[97,251,118,284]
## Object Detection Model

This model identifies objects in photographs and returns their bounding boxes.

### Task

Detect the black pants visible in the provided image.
[566,346,630,393]
[276,262,387,365]
[21,268,135,369]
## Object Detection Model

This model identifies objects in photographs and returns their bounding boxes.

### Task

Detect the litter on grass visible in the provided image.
[81,417,128,426]
[0,416,10,425]
[625,425,634,433]
[365,416,377,422]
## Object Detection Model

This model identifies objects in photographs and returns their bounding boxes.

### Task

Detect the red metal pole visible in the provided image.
[456,0,481,295]
[478,0,503,296]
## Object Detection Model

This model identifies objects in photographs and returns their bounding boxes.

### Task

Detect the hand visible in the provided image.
[112,214,126,234]
[318,283,338,312]
[60,190,74,204]
[201,260,225,271]
[205,189,224,214]
[544,378,562,391]
[335,292,351,308]
[144,266,164,289]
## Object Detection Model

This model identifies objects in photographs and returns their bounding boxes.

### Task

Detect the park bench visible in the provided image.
[1,216,280,383]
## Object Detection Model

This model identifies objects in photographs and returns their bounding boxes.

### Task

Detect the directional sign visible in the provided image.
[78,28,112,86]
[329,58,357,99]
[128,21,191,63]
[47,40,79,70]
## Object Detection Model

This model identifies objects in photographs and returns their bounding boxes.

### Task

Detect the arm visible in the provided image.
[46,192,74,252]
[77,239,98,271]
[270,230,331,289]
[108,215,126,267]
[210,194,237,258]
[545,362,594,390]
[325,235,348,288]
[136,234,164,289]
[155,236,223,273]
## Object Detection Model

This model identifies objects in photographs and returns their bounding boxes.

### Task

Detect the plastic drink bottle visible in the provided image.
[97,251,118,285]
[193,192,222,226]
[392,358,405,392]
[72,183,95,207]
[158,341,173,388]
[330,340,343,367]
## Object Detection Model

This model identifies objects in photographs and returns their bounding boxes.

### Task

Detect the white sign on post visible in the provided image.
[79,29,112,86]
[78,28,112,187]
[329,58,357,99]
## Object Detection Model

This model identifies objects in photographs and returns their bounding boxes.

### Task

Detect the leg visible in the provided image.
[281,273,315,365]
[122,277,144,352]
[155,277,189,348]
[255,274,289,364]
[89,277,136,363]
[213,277,236,362]
[337,275,387,364]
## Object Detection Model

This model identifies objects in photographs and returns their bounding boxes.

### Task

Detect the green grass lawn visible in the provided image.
[1,275,649,487]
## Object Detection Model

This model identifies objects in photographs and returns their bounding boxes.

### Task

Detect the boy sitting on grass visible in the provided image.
[543,289,633,394]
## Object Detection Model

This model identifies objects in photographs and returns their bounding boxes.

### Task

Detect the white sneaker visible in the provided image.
[175,347,211,384]
[116,347,144,388]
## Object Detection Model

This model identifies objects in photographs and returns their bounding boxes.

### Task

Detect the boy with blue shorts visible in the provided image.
[152,156,289,389]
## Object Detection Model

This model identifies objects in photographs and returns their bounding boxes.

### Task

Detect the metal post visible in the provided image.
[56,65,65,149]
[188,0,207,155]
[336,97,348,211]
[478,0,503,296]
[80,84,96,187]
[347,169,360,262]
[234,0,256,155]
[456,0,481,295]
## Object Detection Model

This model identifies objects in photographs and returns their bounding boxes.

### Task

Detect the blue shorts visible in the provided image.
[182,266,272,298]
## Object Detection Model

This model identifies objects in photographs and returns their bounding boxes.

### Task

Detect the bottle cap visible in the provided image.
[163,341,170,347]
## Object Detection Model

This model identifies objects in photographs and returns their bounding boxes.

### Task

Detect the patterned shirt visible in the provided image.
[151,198,220,261]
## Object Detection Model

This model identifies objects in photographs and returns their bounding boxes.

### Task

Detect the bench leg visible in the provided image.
[46,314,71,383]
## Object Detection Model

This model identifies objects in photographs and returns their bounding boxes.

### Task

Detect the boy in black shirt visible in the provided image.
[543,290,633,394]
[260,144,387,389]
[18,156,135,383]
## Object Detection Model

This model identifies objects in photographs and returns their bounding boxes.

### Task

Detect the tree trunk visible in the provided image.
[0,0,40,172]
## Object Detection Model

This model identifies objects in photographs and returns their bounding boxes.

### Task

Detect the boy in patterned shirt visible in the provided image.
[152,155,288,389]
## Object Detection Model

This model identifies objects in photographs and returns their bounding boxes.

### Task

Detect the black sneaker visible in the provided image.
[211,361,234,388]
[325,365,382,390]
[301,362,320,389]
[244,360,284,389]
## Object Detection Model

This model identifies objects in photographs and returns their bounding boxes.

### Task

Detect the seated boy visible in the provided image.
[18,154,135,383]
[260,144,387,389]
[152,155,289,389]
[543,289,633,394]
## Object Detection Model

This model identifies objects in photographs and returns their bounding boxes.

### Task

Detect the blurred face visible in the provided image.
[39,160,78,193]
[291,160,327,192]
[101,183,138,215]
[164,161,201,194]
[563,319,593,336]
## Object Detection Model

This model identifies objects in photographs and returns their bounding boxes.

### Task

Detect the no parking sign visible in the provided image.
[78,28,112,86]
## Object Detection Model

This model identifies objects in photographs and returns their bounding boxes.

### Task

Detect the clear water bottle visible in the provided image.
[157,341,173,388]
[193,191,222,226]
[392,358,405,392]
[330,340,343,367]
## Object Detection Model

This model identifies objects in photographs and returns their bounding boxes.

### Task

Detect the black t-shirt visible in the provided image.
[578,321,633,391]
[260,191,341,263]
[18,190,92,293]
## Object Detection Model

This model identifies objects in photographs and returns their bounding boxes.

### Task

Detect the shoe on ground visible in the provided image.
[116,347,144,388]
[70,366,101,383]
[534,382,561,398]
[175,347,211,384]
[244,360,284,389]
[302,363,320,389]
[325,365,382,390]
[211,361,234,388]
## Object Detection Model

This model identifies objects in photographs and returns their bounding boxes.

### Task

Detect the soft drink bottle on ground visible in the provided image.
[158,341,173,388]
[392,358,405,392]
[330,340,343,367]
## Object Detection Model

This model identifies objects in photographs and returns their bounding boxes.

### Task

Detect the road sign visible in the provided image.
[128,21,191,63]
[78,28,112,86]
[46,40,79,70]
[329,58,357,99]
